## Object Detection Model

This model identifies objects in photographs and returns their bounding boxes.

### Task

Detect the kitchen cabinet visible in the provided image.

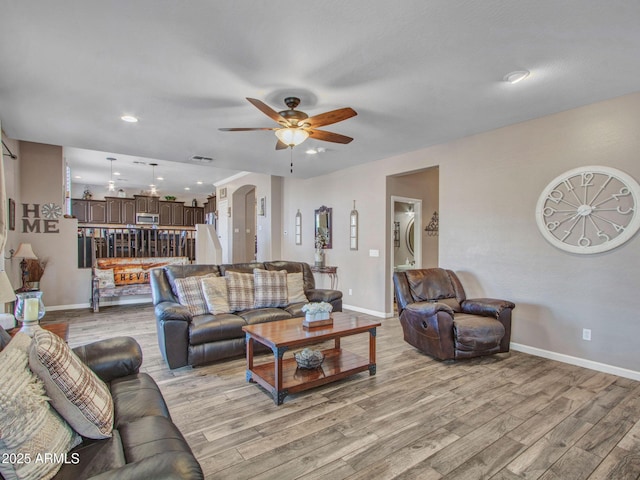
[135,195,159,214]
[105,197,122,224]
[159,201,184,226]
[122,198,136,224]
[88,201,106,223]
[183,206,205,226]
[72,199,88,223]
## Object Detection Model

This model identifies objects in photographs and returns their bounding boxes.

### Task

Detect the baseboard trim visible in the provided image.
[48,296,152,312]
[342,304,394,318]
[511,342,640,381]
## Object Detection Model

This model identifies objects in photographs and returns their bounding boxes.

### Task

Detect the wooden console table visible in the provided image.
[8,322,69,342]
[310,265,338,289]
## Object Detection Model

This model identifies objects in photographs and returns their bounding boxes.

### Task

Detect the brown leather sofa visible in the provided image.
[0,328,203,480]
[150,261,343,369]
[393,268,514,361]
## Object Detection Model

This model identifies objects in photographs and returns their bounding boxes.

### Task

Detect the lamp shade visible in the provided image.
[14,243,37,259]
[275,128,309,147]
[0,270,15,304]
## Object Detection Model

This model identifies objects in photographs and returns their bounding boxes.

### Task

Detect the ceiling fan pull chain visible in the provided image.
[290,147,294,173]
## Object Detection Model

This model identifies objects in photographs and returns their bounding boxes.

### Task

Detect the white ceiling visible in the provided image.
[2,1,640,195]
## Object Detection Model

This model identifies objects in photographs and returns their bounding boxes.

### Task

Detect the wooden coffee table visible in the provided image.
[243,311,381,405]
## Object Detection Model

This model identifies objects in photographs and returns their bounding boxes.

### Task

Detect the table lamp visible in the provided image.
[0,270,16,329]
[13,243,38,291]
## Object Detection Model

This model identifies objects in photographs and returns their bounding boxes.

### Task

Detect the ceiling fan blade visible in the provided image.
[308,129,354,144]
[304,107,357,128]
[218,127,276,131]
[246,98,288,125]
[275,140,289,150]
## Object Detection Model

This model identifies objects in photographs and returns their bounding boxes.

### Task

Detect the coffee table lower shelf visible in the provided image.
[247,348,374,404]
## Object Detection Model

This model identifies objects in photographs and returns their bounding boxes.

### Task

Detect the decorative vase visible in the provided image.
[314,250,325,267]
[15,291,46,336]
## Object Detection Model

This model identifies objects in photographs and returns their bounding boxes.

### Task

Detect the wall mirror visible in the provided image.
[314,205,332,249]
[350,200,358,250]
[295,209,302,245]
[406,218,415,255]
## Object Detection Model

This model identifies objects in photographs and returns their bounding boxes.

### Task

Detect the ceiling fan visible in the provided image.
[219,97,357,150]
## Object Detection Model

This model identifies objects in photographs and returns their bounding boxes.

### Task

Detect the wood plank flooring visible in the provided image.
[44,305,640,480]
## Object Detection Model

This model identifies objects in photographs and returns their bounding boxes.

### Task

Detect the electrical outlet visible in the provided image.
[582,328,592,341]
[348,289,353,295]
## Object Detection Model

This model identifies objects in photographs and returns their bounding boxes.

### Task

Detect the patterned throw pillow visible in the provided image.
[287,272,308,304]
[201,276,231,315]
[0,333,81,480]
[29,329,114,440]
[253,269,288,308]
[226,271,255,312]
[173,275,215,316]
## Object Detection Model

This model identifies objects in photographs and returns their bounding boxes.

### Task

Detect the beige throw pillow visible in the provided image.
[287,272,308,304]
[0,333,81,480]
[201,276,231,315]
[226,271,255,312]
[29,329,114,440]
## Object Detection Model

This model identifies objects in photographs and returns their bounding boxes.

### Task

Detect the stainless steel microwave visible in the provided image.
[136,213,159,225]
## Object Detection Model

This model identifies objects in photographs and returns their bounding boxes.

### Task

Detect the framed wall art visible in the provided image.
[8,198,15,231]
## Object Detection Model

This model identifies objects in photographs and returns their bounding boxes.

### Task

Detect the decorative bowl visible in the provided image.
[294,348,325,369]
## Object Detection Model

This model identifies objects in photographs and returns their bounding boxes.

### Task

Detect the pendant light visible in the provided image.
[107,157,116,192]
[149,163,158,196]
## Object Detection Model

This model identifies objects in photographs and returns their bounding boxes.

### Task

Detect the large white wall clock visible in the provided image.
[535,166,640,254]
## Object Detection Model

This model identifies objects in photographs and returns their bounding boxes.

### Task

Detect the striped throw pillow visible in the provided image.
[253,268,288,308]
[173,274,216,316]
[29,329,114,440]
[226,271,255,312]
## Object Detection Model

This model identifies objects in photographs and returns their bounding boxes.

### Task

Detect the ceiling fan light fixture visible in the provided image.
[275,128,309,147]
[503,70,530,84]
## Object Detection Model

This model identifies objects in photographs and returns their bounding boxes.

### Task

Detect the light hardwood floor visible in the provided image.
[44,305,640,480]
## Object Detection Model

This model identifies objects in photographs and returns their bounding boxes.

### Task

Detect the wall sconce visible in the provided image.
[424,211,439,236]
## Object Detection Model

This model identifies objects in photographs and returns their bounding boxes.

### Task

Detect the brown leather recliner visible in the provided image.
[393,268,515,361]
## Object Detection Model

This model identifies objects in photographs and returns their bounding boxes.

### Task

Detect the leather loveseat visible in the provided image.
[0,327,203,480]
[393,268,515,361]
[150,261,343,369]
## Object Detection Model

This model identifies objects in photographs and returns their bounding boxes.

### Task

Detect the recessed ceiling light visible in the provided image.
[157,176,164,181]
[184,187,190,191]
[306,148,318,155]
[74,175,82,179]
[196,181,203,185]
[113,171,121,176]
[121,115,138,123]
[503,70,530,84]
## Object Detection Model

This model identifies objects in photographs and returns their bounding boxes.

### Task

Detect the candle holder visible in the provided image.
[15,291,46,336]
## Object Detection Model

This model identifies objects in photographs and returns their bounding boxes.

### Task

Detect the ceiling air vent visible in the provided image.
[190,155,213,164]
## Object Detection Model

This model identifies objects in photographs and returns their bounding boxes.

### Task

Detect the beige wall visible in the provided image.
[3,92,639,375]
[281,91,640,374]
[1,141,91,308]
[388,167,439,268]
[215,172,284,263]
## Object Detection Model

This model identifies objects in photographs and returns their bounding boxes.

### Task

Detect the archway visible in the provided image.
[231,185,256,263]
